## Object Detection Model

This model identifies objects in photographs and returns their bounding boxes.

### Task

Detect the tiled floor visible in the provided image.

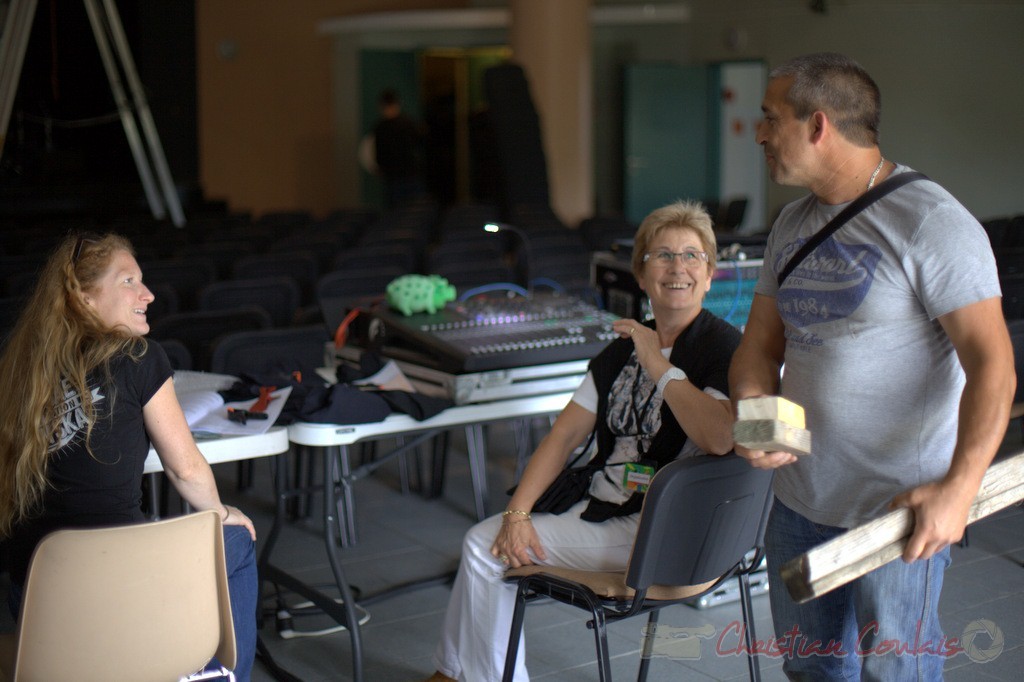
[3,419,1023,681]
[243,421,1024,681]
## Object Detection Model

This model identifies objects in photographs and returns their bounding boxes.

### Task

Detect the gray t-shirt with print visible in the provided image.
[755,165,1000,528]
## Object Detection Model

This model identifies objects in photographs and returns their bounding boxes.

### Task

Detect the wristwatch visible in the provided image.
[655,367,687,397]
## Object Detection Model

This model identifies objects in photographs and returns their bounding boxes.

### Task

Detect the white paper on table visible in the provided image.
[352,360,416,393]
[187,386,293,436]
[178,390,227,427]
[173,370,239,394]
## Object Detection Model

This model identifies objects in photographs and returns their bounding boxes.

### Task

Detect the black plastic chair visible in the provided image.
[198,276,302,328]
[718,198,749,231]
[210,324,329,379]
[316,265,408,303]
[156,338,193,371]
[149,307,273,372]
[145,282,180,324]
[426,241,514,292]
[333,243,420,275]
[1000,274,1024,320]
[175,240,257,279]
[139,257,218,310]
[503,454,774,682]
[267,230,345,273]
[231,250,321,306]
[210,324,330,500]
[578,215,638,252]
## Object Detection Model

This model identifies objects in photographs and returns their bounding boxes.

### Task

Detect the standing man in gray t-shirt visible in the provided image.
[729,52,1014,680]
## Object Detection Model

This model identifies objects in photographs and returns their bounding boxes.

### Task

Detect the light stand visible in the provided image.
[484,221,531,292]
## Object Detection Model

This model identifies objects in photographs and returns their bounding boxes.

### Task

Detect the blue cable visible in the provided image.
[529,277,565,293]
[457,282,530,301]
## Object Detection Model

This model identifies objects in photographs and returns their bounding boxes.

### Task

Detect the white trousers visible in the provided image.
[432,499,639,682]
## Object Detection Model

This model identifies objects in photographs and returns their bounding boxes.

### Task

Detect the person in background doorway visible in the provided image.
[373,88,425,208]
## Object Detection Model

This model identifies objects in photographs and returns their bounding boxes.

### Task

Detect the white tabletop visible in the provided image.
[287,391,574,447]
[143,426,290,474]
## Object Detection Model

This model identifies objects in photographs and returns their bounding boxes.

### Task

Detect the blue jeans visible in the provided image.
[220,525,258,682]
[765,498,951,681]
[8,526,257,682]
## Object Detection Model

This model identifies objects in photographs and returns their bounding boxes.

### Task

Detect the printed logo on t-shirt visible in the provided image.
[775,238,882,334]
[49,378,105,453]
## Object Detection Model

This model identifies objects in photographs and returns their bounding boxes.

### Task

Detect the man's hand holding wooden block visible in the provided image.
[733,396,813,456]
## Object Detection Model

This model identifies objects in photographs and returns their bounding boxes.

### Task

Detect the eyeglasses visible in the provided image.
[642,250,709,268]
[72,234,100,265]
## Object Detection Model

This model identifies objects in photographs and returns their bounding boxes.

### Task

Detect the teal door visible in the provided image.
[624,64,709,225]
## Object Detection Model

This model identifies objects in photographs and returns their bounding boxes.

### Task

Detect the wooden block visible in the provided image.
[733,419,812,456]
[736,396,806,429]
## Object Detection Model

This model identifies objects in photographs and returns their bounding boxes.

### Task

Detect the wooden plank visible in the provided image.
[781,451,1024,603]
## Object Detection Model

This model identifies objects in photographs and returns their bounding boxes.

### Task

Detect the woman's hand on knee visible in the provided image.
[491,518,546,568]
[222,505,257,541]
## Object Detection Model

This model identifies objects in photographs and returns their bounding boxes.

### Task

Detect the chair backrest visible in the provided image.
[231,250,321,305]
[626,454,774,591]
[157,338,193,371]
[1001,274,1024,320]
[9,510,234,682]
[198,276,302,327]
[210,324,330,378]
[149,307,273,372]
[316,265,407,301]
[146,282,181,324]
[140,257,218,310]
[332,243,419,274]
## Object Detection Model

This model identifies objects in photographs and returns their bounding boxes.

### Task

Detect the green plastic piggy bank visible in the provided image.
[386,274,457,316]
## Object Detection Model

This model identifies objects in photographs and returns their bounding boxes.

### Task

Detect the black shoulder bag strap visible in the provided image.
[777,171,928,287]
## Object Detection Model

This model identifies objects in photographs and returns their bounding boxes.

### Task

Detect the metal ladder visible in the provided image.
[0,0,184,225]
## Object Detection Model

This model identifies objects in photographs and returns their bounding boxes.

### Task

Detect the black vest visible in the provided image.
[582,309,740,520]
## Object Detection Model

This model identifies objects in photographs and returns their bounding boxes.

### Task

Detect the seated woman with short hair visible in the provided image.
[426,200,741,681]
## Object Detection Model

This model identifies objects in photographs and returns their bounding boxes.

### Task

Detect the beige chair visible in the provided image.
[0,510,236,682]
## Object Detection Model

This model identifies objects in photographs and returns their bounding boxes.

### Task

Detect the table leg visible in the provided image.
[322,449,365,681]
[465,423,489,521]
[258,449,366,682]
[333,444,358,547]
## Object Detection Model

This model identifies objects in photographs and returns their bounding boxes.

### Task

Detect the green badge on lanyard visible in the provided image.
[623,461,656,493]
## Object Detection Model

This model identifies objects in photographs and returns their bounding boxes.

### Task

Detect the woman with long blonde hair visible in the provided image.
[0,232,258,681]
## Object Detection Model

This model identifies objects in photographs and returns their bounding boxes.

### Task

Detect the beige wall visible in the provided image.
[196,1,466,218]
[198,0,1024,222]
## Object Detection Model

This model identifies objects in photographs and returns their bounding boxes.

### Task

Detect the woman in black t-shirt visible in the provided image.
[0,233,258,681]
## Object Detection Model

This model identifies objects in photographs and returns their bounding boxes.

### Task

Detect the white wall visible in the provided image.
[679,0,1024,221]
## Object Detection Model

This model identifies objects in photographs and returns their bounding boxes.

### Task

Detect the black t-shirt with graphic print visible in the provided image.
[6,342,172,586]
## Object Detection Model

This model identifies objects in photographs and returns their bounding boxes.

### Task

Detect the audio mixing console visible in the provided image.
[359,294,620,374]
